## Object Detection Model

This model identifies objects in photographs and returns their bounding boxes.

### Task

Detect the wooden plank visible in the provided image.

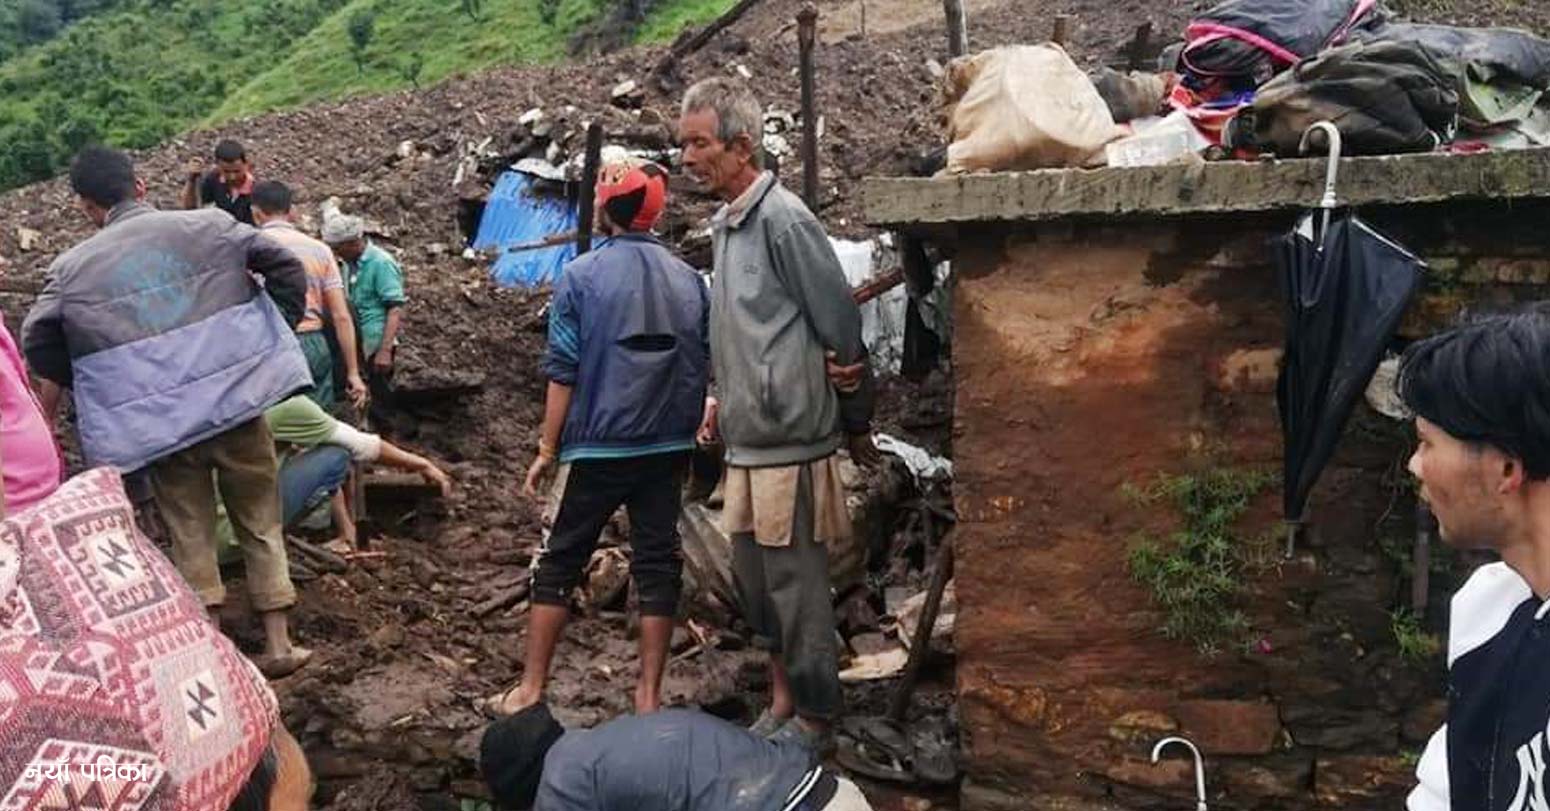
[862,148,1550,228]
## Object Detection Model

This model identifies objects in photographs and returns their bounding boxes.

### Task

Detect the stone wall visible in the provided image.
[950,201,1550,811]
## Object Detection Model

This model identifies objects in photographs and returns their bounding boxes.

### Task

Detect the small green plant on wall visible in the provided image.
[1125,468,1278,655]
[1391,608,1442,663]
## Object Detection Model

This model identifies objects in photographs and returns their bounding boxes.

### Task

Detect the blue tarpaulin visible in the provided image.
[473,171,578,288]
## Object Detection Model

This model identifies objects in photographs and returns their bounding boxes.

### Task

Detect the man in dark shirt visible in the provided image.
[480,704,874,811]
[181,139,256,224]
[1401,310,1550,811]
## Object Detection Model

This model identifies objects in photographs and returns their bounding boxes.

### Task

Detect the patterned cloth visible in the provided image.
[0,467,279,811]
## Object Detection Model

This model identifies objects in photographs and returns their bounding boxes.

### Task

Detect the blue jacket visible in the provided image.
[543,234,709,463]
[22,202,312,473]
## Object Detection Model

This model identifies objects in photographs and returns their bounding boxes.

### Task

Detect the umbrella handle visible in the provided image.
[1299,121,1343,239]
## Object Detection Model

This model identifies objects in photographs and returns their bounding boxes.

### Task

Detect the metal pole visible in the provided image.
[798,5,820,211]
[577,122,604,255]
[942,0,967,57]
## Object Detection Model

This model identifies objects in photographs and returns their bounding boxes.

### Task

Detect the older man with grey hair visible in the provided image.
[323,213,406,423]
[680,76,877,753]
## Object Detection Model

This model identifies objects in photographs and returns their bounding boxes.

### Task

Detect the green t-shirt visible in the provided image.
[215,396,346,562]
[346,242,407,358]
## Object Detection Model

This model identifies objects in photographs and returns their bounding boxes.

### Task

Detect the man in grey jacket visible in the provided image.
[24,146,314,677]
[680,77,877,752]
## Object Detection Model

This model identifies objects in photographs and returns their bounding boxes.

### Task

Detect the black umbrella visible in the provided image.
[1275,122,1424,556]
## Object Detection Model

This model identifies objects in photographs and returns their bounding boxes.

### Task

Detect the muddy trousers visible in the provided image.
[149,418,296,612]
[731,466,844,720]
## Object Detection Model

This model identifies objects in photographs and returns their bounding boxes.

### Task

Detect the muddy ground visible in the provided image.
[2,0,1548,807]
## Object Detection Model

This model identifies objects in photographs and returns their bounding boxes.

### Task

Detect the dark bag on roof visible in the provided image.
[1227,41,1458,156]
[1352,20,1550,89]
[1182,0,1378,83]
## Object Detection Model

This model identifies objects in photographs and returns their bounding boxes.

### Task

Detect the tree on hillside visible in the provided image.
[396,51,425,89]
[14,0,63,45]
[461,0,482,21]
[347,9,375,74]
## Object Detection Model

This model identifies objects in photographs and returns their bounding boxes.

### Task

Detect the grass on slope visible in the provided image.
[0,0,735,190]
[213,0,740,123]
[213,0,605,122]
[632,0,739,45]
[0,0,351,188]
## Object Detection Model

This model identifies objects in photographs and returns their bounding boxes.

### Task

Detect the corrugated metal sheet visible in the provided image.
[473,171,578,288]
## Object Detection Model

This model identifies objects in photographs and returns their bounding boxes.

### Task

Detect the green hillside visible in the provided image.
[0,0,734,192]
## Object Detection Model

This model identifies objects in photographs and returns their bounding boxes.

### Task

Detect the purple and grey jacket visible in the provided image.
[22,202,312,473]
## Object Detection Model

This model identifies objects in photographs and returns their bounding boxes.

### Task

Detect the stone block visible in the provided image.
[1314,755,1412,806]
[1105,755,1194,791]
[1462,256,1550,285]
[1107,709,1178,744]
[1287,710,1399,750]
[1221,758,1314,802]
[1174,699,1282,755]
[1402,699,1447,744]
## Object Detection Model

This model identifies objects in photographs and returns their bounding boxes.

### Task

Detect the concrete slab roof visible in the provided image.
[862,147,1550,230]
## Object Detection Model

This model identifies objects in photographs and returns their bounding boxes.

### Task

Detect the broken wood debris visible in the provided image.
[472,573,531,617]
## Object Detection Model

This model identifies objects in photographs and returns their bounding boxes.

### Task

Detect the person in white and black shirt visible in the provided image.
[1401,310,1550,811]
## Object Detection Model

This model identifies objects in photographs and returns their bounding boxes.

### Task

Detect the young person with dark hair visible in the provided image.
[485,160,708,717]
[23,145,314,677]
[1401,310,1550,811]
[251,180,367,410]
[479,704,875,811]
[183,138,258,224]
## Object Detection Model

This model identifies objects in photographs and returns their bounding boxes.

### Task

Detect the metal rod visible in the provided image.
[943,0,967,57]
[798,5,820,211]
[577,122,604,255]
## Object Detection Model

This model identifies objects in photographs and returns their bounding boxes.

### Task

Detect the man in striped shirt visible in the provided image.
[252,180,366,410]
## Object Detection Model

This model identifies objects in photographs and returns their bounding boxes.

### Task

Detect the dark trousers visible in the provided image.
[530,451,689,616]
[731,465,844,720]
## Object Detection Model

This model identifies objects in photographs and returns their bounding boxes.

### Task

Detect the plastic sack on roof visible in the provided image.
[942,44,1122,173]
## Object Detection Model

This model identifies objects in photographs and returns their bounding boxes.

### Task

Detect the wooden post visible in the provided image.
[798,5,820,211]
[577,122,604,255]
[943,0,967,58]
[1052,14,1074,48]
[1127,21,1154,71]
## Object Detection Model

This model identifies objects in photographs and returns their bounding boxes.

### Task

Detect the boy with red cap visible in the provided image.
[487,159,709,716]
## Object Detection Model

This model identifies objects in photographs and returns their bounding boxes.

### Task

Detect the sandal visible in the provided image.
[255,647,313,679]
[480,685,537,719]
[836,717,914,782]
